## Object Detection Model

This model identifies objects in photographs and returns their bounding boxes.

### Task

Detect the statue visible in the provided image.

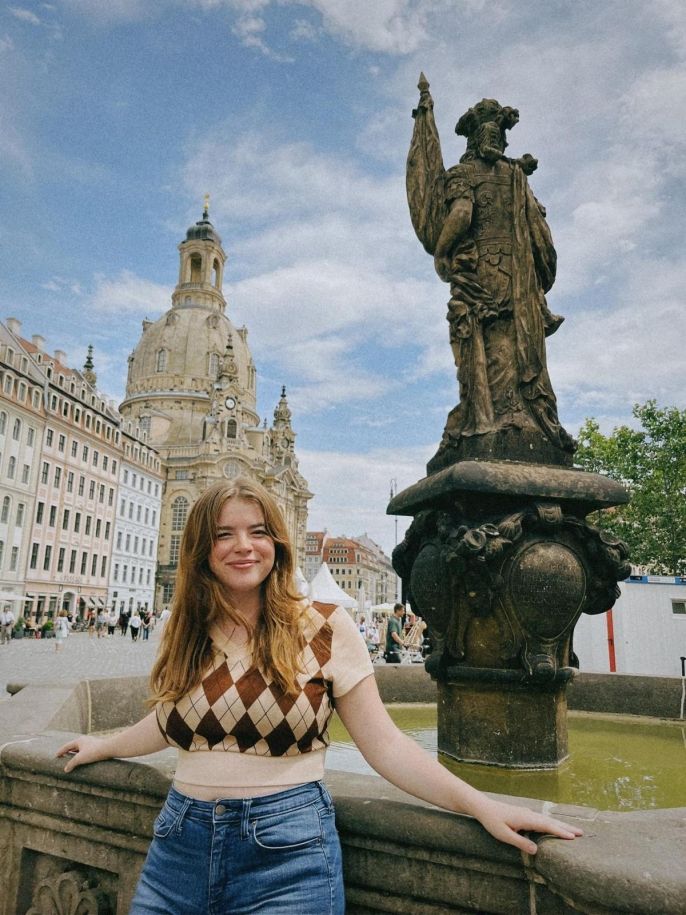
[407,75,574,471]
[390,76,631,767]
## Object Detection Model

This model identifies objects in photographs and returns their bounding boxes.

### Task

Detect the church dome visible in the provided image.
[185,214,222,246]
[126,306,251,394]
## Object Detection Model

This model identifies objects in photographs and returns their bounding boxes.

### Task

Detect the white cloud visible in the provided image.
[299,444,433,556]
[59,0,155,23]
[548,254,686,420]
[8,7,42,25]
[180,128,453,411]
[89,270,169,316]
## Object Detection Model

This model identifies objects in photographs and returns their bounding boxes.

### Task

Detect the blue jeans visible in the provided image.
[130,782,345,914]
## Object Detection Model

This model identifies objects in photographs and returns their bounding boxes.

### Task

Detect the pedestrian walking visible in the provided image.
[54,610,70,652]
[96,609,106,638]
[107,609,117,637]
[119,610,129,637]
[0,605,15,645]
[57,477,581,914]
[130,611,141,642]
[87,610,96,638]
[141,611,152,641]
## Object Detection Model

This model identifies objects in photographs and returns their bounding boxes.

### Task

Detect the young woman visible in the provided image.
[57,478,581,914]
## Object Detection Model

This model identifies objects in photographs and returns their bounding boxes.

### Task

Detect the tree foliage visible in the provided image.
[575,401,686,575]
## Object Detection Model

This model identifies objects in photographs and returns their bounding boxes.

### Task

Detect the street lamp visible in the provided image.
[389,479,400,602]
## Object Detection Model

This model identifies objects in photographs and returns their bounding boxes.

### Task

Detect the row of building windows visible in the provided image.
[123,439,159,470]
[1,496,25,527]
[0,412,36,446]
[113,563,153,586]
[28,542,108,578]
[0,453,31,484]
[115,530,155,556]
[34,501,112,540]
[39,462,115,505]
[1,372,42,410]
[122,468,160,496]
[119,498,157,526]
[0,541,20,572]
[44,428,118,474]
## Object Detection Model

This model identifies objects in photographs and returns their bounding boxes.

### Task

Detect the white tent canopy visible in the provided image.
[293,567,309,598]
[308,563,357,609]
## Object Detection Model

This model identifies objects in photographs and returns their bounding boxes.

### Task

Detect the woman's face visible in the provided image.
[208,497,276,608]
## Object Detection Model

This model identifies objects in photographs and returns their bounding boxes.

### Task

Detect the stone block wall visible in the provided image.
[1,673,685,914]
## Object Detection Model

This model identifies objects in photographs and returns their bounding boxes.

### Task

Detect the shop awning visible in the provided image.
[97,597,106,607]
[87,597,97,607]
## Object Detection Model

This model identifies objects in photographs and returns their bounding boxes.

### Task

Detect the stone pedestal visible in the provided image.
[390,459,629,769]
[438,674,569,768]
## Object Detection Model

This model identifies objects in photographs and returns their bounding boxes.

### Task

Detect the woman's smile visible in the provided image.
[208,497,276,615]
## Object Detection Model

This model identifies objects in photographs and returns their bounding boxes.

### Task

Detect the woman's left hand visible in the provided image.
[475,797,583,854]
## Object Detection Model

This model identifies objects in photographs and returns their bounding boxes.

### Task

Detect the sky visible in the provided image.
[1,0,685,556]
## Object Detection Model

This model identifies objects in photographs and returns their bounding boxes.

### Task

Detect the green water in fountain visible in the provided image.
[327,706,686,811]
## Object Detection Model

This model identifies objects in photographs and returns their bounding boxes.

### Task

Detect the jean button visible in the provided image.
[215,804,226,815]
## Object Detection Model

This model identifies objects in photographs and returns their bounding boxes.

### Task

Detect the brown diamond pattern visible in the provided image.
[195,708,226,749]
[159,601,354,757]
[202,662,234,706]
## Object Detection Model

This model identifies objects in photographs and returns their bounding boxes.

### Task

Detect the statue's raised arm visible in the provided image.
[406,73,447,256]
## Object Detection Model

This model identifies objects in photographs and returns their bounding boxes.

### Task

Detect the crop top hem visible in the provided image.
[173,746,328,788]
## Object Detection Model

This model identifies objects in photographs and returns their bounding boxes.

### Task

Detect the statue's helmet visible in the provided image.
[455,99,519,139]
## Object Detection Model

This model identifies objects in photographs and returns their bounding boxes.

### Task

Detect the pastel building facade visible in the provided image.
[0,321,46,603]
[108,421,163,617]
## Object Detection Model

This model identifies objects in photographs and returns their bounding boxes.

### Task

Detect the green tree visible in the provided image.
[575,401,686,575]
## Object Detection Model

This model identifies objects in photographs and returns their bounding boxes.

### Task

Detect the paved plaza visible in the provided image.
[0,630,161,698]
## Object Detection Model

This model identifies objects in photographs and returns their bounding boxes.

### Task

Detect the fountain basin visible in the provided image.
[0,668,684,914]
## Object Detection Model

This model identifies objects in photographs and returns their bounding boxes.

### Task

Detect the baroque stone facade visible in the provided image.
[118,204,311,605]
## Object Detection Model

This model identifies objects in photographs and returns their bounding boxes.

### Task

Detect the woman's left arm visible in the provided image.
[335,675,582,855]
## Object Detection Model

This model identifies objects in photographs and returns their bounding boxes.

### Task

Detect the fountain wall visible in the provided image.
[0,671,684,914]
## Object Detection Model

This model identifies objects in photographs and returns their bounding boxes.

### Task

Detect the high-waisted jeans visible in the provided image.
[130,782,345,914]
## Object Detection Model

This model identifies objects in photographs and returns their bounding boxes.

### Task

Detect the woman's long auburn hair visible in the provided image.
[149,478,306,704]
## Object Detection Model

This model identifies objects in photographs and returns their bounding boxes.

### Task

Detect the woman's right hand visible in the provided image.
[56,735,110,773]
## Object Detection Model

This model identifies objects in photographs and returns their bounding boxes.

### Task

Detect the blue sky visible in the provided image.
[1,0,685,555]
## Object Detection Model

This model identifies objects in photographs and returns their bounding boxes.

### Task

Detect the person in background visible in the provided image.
[130,611,142,642]
[54,610,70,652]
[0,605,15,645]
[87,610,96,638]
[366,619,380,654]
[96,609,106,638]
[384,603,406,663]
[141,610,152,642]
[107,608,118,637]
[57,478,581,914]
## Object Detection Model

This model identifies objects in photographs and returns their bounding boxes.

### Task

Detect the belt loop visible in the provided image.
[240,797,251,839]
[174,795,192,836]
[316,780,331,809]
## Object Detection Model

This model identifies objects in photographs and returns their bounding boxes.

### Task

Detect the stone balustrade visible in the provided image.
[1,670,684,914]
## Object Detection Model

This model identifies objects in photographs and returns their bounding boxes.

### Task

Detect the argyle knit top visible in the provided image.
[156,601,374,788]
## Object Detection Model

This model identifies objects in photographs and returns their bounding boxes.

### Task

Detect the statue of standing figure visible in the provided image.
[407,75,575,471]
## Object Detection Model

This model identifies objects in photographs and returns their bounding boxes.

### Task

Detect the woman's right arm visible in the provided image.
[56,710,168,773]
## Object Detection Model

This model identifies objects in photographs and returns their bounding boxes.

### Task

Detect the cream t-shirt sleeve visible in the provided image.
[328,606,375,698]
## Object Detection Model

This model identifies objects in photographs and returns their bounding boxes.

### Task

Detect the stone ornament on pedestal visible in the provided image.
[392,77,630,768]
